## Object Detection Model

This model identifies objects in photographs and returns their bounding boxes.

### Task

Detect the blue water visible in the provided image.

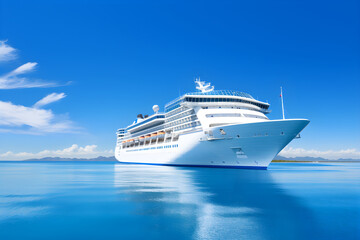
[0,162,359,240]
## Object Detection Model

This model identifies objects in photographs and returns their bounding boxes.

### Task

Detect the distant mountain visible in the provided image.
[23,156,117,162]
[275,155,360,162]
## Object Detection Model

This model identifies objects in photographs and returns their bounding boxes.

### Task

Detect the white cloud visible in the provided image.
[7,62,37,76]
[0,144,114,161]
[34,93,66,108]
[0,41,76,135]
[0,41,17,62]
[0,100,75,134]
[0,42,59,89]
[279,147,360,160]
[0,62,56,89]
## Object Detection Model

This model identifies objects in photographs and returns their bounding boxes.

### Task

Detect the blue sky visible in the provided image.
[0,0,359,160]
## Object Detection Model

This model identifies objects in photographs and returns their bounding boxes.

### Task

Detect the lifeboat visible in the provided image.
[151,133,158,138]
[139,136,145,142]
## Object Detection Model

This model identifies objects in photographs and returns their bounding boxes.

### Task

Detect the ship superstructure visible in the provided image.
[115,79,309,169]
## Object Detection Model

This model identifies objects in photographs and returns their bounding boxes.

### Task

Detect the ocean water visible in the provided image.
[0,162,359,240]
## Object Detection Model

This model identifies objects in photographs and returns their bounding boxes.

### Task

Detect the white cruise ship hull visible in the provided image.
[115,119,309,169]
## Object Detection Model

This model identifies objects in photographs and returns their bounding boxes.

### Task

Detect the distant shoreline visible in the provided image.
[1,155,360,163]
[272,160,360,163]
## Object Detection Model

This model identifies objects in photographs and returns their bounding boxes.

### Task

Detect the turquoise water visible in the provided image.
[0,162,359,240]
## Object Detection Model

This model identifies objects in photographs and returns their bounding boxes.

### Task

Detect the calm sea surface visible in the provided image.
[0,161,359,240]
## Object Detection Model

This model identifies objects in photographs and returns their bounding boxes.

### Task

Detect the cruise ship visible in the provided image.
[115,79,309,169]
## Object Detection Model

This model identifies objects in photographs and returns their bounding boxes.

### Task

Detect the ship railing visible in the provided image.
[165,90,255,108]
[261,109,271,114]
[185,90,254,99]
[127,124,165,139]
[165,95,185,108]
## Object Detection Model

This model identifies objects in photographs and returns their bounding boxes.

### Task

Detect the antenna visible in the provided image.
[195,77,214,93]
[280,87,285,119]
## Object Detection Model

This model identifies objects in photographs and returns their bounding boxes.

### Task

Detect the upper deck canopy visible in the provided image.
[164,89,269,113]
[186,90,254,99]
[126,114,165,133]
[165,90,254,108]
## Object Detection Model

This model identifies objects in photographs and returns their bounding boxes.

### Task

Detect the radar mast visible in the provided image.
[195,77,214,93]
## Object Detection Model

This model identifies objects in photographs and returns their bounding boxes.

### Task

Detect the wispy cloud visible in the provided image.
[34,93,66,108]
[279,147,360,160]
[0,62,56,89]
[0,41,77,135]
[0,41,17,62]
[0,144,113,161]
[7,62,37,76]
[0,100,76,134]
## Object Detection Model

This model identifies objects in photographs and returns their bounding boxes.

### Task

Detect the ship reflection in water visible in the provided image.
[113,163,359,240]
